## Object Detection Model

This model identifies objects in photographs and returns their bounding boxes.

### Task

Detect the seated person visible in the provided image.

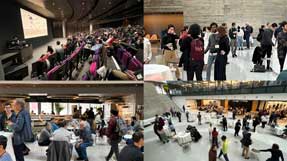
[0,102,17,131]
[131,116,141,132]
[0,135,13,161]
[75,122,93,161]
[118,132,144,161]
[50,118,59,132]
[38,46,54,62]
[52,120,71,143]
[38,122,52,146]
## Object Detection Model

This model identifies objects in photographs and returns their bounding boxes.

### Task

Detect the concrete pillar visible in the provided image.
[252,100,259,112]
[89,23,93,34]
[62,20,66,38]
[224,100,229,113]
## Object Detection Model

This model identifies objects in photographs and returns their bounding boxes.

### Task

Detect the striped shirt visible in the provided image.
[0,152,13,161]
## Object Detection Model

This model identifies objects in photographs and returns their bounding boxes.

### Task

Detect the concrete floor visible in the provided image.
[144,111,287,161]
[149,42,282,81]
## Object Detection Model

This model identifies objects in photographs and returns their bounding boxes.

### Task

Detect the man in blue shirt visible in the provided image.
[0,135,13,161]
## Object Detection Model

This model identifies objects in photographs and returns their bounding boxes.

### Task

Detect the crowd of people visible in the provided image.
[145,20,287,81]
[31,25,144,81]
[151,106,286,161]
[0,99,144,161]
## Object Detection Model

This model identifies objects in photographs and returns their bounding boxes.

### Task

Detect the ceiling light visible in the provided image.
[28,93,48,96]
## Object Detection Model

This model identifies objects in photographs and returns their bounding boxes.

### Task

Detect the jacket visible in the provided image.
[11,109,27,145]
[261,28,274,46]
[107,116,120,140]
[47,141,72,161]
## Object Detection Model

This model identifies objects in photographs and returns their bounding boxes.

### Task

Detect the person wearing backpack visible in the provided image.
[241,132,252,159]
[105,109,122,161]
[229,22,238,57]
[214,26,230,81]
[180,24,204,80]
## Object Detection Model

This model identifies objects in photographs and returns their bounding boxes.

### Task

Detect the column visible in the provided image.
[62,20,66,38]
[251,100,259,112]
[89,23,93,34]
[224,100,229,113]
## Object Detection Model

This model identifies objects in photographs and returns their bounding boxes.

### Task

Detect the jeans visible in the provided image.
[246,35,250,49]
[106,138,121,161]
[75,142,93,160]
[278,48,287,72]
[237,36,243,49]
[13,144,24,161]
[230,39,237,56]
[206,54,217,80]
[218,150,229,161]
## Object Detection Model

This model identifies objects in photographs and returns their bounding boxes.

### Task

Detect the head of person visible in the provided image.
[210,22,218,33]
[132,132,144,148]
[0,135,8,153]
[167,24,175,34]
[221,135,226,141]
[4,102,12,114]
[155,114,158,118]
[46,122,52,131]
[218,26,227,37]
[59,120,68,128]
[210,144,217,151]
[47,46,54,53]
[281,21,287,32]
[79,121,86,130]
[132,116,137,121]
[271,23,278,31]
[232,22,236,27]
[272,144,279,150]
[110,109,119,117]
[13,98,25,113]
[213,127,216,131]
[56,41,61,46]
[188,23,201,38]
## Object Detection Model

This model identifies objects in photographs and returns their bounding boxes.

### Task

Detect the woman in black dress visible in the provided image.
[214,26,230,80]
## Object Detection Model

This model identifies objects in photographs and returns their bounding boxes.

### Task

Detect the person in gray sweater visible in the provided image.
[38,122,52,146]
[260,23,276,71]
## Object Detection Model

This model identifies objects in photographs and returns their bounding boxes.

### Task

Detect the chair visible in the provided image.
[47,141,72,161]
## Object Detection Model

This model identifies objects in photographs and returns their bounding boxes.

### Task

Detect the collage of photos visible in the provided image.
[0,0,286,161]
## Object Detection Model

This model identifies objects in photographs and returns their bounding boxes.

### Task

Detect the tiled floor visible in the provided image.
[144,111,287,161]
[149,44,284,81]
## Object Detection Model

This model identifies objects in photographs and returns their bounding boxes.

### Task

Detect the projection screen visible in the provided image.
[20,8,48,39]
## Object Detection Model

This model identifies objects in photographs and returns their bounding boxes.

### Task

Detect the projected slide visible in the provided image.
[20,8,48,39]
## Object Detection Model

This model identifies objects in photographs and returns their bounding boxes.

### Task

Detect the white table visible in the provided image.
[144,64,174,81]
[0,132,15,161]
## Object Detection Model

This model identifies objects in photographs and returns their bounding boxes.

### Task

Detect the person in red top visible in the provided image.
[105,109,121,161]
[212,127,219,147]
[38,46,54,62]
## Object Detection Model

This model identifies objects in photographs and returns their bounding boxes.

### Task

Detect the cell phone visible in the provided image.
[215,45,219,49]
[137,74,143,80]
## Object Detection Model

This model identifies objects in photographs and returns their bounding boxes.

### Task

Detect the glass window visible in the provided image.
[41,102,52,114]
[29,102,38,114]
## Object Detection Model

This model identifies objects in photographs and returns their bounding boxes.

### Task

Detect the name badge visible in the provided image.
[215,45,219,49]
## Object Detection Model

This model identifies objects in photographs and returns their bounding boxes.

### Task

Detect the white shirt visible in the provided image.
[144,38,152,62]
[237,29,244,37]
[52,127,72,142]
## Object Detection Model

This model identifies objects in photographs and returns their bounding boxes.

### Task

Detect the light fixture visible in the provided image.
[28,93,48,96]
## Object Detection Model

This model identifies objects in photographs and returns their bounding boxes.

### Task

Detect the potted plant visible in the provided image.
[55,103,64,115]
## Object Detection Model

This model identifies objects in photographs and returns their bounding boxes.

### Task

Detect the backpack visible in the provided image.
[115,117,128,136]
[190,38,204,61]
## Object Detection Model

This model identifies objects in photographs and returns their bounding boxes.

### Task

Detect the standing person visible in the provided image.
[232,108,237,120]
[241,133,252,159]
[222,116,228,131]
[197,112,202,125]
[209,144,217,161]
[242,116,247,130]
[237,26,244,50]
[87,108,95,132]
[253,117,259,132]
[214,26,230,81]
[157,117,169,144]
[1,103,16,131]
[204,22,219,81]
[161,24,179,65]
[7,99,32,161]
[182,105,186,113]
[234,119,241,136]
[257,144,284,161]
[186,111,190,122]
[218,135,229,161]
[153,115,162,141]
[261,115,268,128]
[118,132,144,161]
[176,111,182,122]
[180,24,204,80]
[229,22,238,57]
[277,21,287,72]
[144,36,152,64]
[105,109,121,161]
[261,23,276,71]
[0,135,13,161]
[208,123,213,140]
[212,127,219,147]
[245,24,253,49]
